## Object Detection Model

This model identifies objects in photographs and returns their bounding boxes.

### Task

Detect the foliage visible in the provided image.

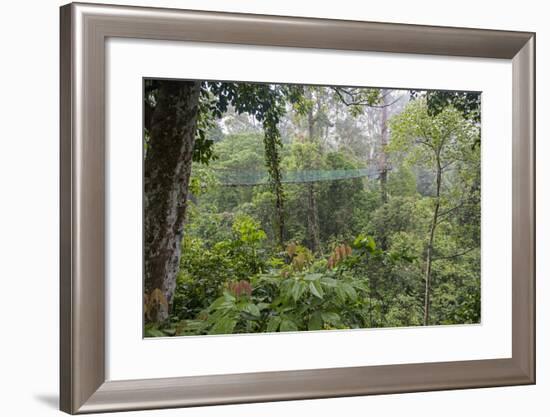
[388,99,479,167]
[202,82,308,247]
[154,228,425,337]
[388,99,480,324]
[170,214,268,321]
[144,83,481,336]
[410,90,481,123]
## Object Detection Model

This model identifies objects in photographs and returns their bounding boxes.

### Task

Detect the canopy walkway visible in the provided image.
[213,167,383,186]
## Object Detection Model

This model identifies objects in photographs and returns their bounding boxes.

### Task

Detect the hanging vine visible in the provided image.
[202,82,305,248]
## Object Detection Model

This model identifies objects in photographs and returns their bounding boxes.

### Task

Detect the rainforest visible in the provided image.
[143,80,481,337]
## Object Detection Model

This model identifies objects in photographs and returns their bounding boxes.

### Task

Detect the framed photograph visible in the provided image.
[60,2,535,414]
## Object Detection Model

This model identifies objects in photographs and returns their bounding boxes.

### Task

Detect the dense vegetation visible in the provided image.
[144,83,481,337]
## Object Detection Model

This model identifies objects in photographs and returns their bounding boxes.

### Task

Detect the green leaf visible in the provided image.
[209,316,237,335]
[280,319,298,332]
[267,316,281,332]
[144,327,165,338]
[304,273,323,281]
[334,285,347,303]
[308,312,323,331]
[320,277,338,287]
[351,281,368,292]
[366,236,377,252]
[291,280,306,302]
[321,312,341,325]
[257,302,270,311]
[352,234,365,248]
[342,283,357,301]
[309,280,324,299]
[353,234,377,253]
[242,303,261,317]
[208,296,227,311]
[223,292,236,302]
[178,320,205,333]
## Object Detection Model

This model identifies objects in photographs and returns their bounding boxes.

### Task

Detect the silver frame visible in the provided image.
[60,2,535,414]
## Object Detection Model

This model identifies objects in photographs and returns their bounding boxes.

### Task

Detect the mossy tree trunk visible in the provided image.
[144,80,201,322]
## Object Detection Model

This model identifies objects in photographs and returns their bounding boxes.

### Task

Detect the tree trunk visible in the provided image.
[305,88,321,253]
[423,160,442,326]
[272,163,285,249]
[378,90,390,250]
[307,107,315,140]
[306,183,321,253]
[144,80,201,322]
[379,91,389,205]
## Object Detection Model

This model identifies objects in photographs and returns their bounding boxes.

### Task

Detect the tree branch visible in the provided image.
[331,87,402,108]
[432,246,478,261]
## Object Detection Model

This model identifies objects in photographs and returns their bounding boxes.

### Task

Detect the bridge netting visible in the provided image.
[212,167,383,186]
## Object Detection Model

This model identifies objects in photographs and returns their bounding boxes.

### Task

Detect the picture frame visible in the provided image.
[59,2,535,414]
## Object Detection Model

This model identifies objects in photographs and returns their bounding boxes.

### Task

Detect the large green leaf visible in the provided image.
[291,280,307,302]
[342,282,358,302]
[242,303,261,317]
[266,316,281,332]
[209,316,237,335]
[320,277,338,288]
[256,302,270,311]
[321,312,341,325]
[309,280,324,299]
[280,319,298,332]
[304,273,323,281]
[208,296,228,311]
[308,312,323,331]
[334,285,347,303]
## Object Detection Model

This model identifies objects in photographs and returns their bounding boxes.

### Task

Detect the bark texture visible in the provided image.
[423,159,442,326]
[144,80,201,322]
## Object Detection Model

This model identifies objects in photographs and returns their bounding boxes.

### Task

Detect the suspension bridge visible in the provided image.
[212,166,385,187]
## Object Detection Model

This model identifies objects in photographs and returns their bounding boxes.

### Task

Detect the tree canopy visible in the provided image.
[143,81,481,334]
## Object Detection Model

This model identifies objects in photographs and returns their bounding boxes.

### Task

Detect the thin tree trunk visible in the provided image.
[306,183,321,253]
[378,90,390,250]
[307,107,315,140]
[304,88,321,253]
[379,91,389,205]
[144,80,201,322]
[273,166,285,249]
[423,160,442,326]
